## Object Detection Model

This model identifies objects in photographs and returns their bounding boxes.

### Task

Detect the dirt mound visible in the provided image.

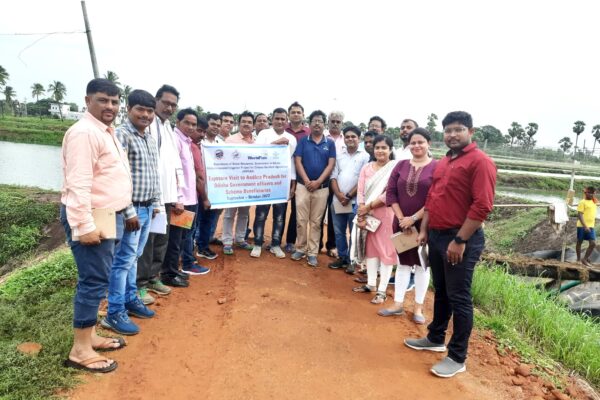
[514,218,577,255]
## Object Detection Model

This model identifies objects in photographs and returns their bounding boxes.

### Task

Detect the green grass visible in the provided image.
[0,185,59,267]
[497,173,599,192]
[485,206,547,252]
[472,264,600,386]
[0,249,79,400]
[0,116,74,146]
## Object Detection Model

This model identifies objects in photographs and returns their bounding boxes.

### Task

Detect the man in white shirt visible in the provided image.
[251,108,297,258]
[396,118,418,161]
[137,85,186,300]
[328,126,370,270]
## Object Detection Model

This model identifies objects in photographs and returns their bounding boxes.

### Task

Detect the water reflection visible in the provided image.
[0,141,62,190]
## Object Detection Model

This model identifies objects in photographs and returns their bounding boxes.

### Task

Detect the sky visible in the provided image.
[1,0,599,148]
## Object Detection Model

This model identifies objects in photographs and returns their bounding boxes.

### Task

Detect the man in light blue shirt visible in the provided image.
[328,126,369,270]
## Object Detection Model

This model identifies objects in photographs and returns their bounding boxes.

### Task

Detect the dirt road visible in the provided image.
[66,215,589,400]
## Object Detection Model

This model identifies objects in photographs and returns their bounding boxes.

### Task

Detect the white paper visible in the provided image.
[149,212,167,234]
[333,199,353,214]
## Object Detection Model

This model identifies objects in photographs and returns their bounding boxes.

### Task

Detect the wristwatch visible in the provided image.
[453,236,467,244]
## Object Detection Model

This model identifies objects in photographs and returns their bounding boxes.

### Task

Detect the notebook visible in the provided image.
[170,209,195,229]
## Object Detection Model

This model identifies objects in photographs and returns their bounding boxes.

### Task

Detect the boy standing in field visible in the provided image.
[576,186,597,267]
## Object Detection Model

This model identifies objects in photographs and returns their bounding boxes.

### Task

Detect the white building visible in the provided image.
[49,103,83,120]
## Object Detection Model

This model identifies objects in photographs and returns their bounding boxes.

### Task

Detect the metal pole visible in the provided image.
[81,1,99,78]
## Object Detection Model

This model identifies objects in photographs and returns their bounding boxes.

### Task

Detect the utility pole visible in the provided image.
[81,1,99,78]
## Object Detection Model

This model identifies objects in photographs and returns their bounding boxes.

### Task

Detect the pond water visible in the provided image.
[496,187,579,204]
[0,141,62,190]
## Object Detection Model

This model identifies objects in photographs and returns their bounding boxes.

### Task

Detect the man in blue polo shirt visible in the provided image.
[291,110,336,267]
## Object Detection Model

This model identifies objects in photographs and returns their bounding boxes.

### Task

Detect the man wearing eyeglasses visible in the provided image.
[405,111,496,378]
[319,111,346,258]
[291,110,336,268]
[137,85,186,302]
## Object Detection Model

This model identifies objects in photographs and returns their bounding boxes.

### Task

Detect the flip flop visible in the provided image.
[352,285,373,293]
[354,276,368,284]
[93,337,127,352]
[64,356,118,373]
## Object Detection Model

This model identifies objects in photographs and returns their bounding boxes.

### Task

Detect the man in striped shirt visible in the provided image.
[101,90,161,336]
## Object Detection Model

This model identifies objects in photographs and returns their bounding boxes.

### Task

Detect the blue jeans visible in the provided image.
[253,202,288,246]
[331,206,355,263]
[181,204,199,268]
[60,205,120,329]
[108,205,153,315]
[196,205,217,251]
[426,228,485,364]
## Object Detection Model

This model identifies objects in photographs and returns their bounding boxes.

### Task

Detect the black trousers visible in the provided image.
[137,203,171,287]
[426,228,485,364]
[161,204,196,279]
[319,191,336,251]
[285,196,297,246]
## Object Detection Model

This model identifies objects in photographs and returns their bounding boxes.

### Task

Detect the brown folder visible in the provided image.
[72,208,117,240]
[170,209,196,229]
[390,227,419,254]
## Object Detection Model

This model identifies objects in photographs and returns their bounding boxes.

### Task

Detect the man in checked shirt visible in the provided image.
[101,89,161,336]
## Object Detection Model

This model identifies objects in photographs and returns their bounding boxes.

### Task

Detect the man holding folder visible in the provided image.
[60,78,132,373]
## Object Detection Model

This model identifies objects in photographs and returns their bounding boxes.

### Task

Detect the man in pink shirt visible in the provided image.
[60,78,132,373]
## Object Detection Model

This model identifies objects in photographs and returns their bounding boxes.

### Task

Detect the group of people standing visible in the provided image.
[60,78,496,379]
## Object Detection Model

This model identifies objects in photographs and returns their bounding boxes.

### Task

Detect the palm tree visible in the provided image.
[592,124,600,157]
[31,83,45,102]
[104,71,121,88]
[572,120,586,158]
[507,122,524,147]
[0,65,8,88]
[559,136,573,155]
[3,86,16,115]
[47,81,67,120]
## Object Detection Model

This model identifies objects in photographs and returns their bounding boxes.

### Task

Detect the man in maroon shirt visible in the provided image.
[405,111,496,378]
[284,101,310,253]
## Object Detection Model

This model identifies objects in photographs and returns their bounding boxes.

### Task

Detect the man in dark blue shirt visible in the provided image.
[291,110,336,267]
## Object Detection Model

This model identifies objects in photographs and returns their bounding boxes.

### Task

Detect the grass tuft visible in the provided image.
[473,264,600,386]
[0,249,79,400]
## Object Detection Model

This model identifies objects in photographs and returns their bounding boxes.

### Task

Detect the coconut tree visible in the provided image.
[592,124,600,157]
[2,86,16,115]
[0,65,8,88]
[104,70,121,88]
[31,83,45,102]
[47,81,67,120]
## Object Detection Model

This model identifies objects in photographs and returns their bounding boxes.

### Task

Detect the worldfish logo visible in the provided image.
[215,149,224,160]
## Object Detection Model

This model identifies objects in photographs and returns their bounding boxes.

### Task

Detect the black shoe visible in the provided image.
[175,271,189,280]
[345,264,355,275]
[162,275,189,287]
[328,260,348,270]
[197,248,218,260]
[209,238,223,246]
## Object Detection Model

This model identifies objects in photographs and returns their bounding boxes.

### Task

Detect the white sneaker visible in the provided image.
[250,246,262,258]
[270,245,286,259]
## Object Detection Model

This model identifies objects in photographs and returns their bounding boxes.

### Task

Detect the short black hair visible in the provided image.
[206,113,220,122]
[128,89,156,109]
[373,135,395,160]
[406,127,432,143]
[585,186,596,193]
[239,110,254,123]
[402,118,419,128]
[254,112,267,123]
[442,111,473,129]
[343,125,361,137]
[272,107,287,116]
[220,111,233,120]
[86,78,120,97]
[308,110,327,124]
[176,108,198,122]
[368,116,387,131]
[155,84,179,100]
[363,130,377,139]
[288,101,304,113]
[197,117,208,130]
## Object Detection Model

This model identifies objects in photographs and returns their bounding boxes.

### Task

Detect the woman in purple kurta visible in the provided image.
[380,128,438,324]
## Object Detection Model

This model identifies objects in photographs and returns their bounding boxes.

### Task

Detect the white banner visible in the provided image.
[202,144,291,209]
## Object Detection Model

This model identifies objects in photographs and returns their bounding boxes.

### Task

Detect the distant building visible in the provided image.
[49,103,83,120]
